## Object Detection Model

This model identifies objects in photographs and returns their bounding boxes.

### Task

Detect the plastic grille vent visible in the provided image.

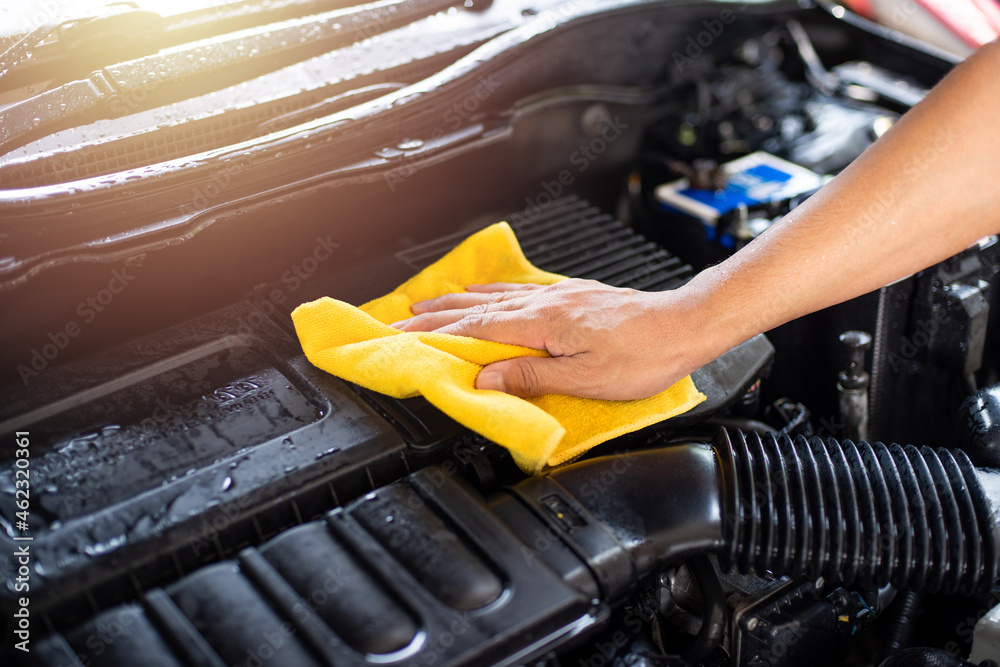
[0,40,468,187]
[397,195,694,291]
[0,95,314,188]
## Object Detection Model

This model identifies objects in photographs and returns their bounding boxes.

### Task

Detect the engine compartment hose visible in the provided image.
[877,647,978,667]
[718,429,1000,596]
[519,429,1000,602]
[677,555,726,664]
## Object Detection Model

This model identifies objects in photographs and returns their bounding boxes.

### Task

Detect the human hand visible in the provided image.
[390,279,714,400]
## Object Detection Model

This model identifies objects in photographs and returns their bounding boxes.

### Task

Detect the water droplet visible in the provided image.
[385,515,394,523]
[31,117,40,126]
[315,446,340,460]
[397,138,424,150]
[221,476,233,491]
[82,534,127,557]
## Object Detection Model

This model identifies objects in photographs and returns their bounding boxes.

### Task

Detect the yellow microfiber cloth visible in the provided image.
[291,222,706,474]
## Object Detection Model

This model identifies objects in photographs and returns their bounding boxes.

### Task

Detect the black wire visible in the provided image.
[679,556,727,665]
[878,590,922,663]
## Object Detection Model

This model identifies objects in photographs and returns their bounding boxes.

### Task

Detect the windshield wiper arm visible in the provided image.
[0,0,465,160]
[0,5,165,84]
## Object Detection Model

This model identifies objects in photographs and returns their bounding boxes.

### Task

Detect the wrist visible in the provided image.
[646,273,747,377]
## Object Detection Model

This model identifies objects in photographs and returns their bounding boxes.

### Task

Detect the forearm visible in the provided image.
[401,42,1000,400]
[677,41,1000,359]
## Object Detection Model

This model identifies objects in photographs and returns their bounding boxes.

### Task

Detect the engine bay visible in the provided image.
[2,1,1000,665]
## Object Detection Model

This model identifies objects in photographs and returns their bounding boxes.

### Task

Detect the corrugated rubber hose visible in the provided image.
[517,428,1000,602]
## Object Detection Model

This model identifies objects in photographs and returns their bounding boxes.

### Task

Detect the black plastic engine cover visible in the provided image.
[0,301,419,625]
[31,468,605,667]
[0,196,772,662]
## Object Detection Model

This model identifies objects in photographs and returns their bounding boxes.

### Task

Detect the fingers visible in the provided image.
[432,309,546,349]
[410,284,540,315]
[465,283,543,293]
[392,308,469,332]
[410,292,490,315]
[476,356,583,398]
[393,297,538,341]
[395,289,534,334]
[410,291,500,315]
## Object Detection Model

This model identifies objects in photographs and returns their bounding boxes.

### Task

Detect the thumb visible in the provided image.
[475,356,580,398]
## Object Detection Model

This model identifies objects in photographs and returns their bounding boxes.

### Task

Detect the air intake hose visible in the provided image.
[512,429,1000,601]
